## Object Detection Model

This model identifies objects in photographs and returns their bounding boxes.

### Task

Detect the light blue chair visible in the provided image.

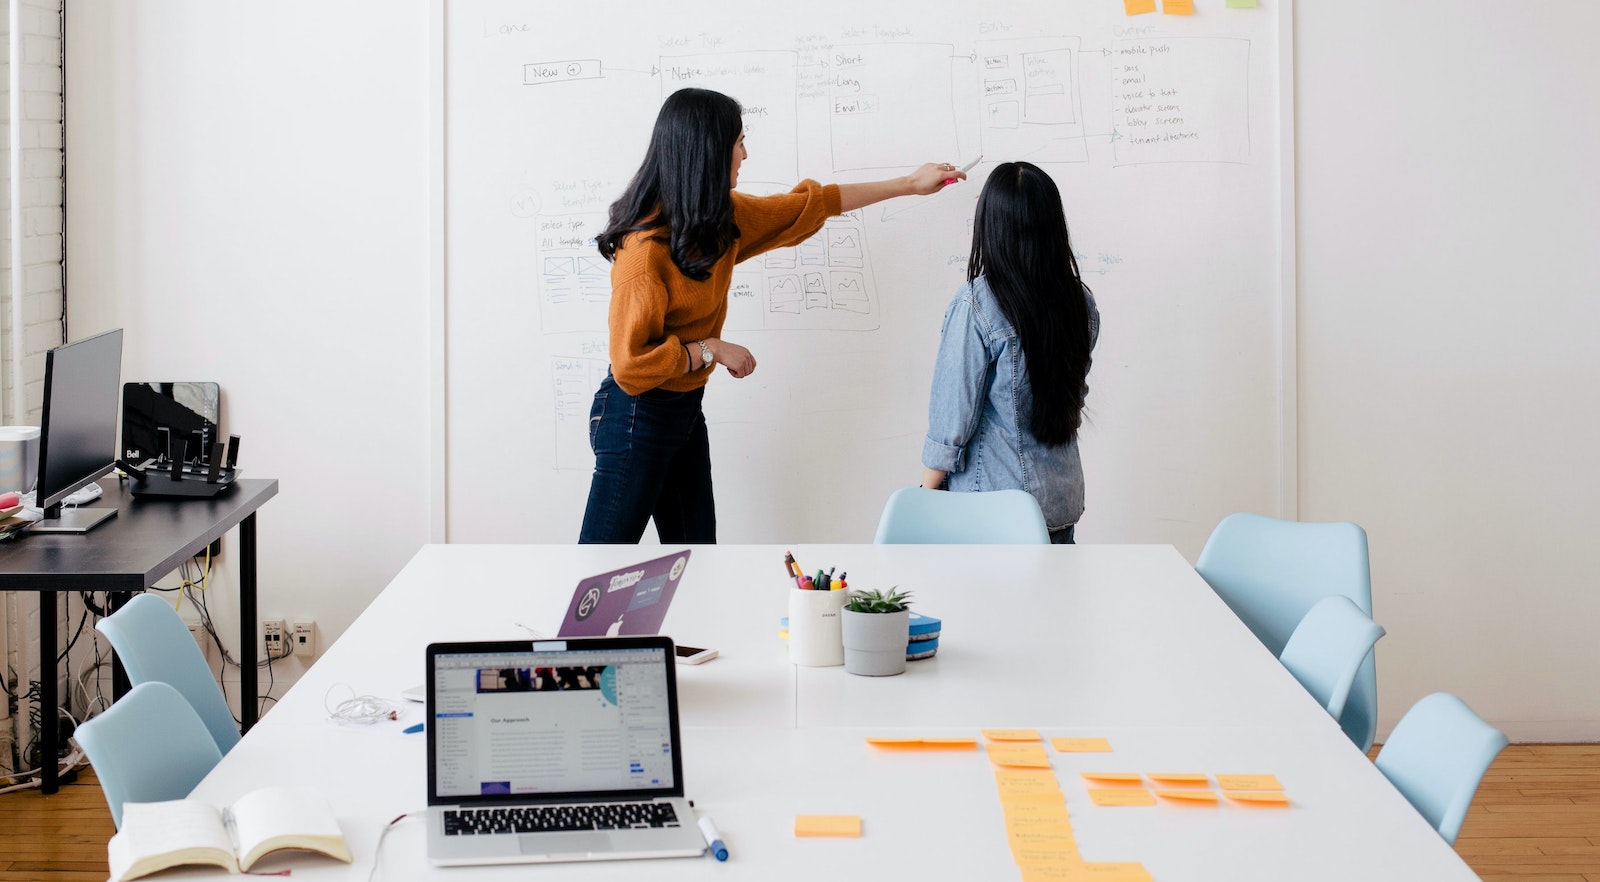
[73,681,224,828]
[1375,692,1508,845]
[873,487,1050,544]
[96,593,241,755]
[1278,595,1386,722]
[1195,512,1378,751]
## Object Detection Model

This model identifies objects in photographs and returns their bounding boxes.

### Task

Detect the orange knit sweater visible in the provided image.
[606,180,842,395]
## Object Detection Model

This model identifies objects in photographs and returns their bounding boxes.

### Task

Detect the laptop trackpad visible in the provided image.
[521,832,611,856]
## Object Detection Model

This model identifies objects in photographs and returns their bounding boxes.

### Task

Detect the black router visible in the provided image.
[125,433,241,499]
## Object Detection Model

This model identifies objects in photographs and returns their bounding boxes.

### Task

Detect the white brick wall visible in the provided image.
[0,0,68,781]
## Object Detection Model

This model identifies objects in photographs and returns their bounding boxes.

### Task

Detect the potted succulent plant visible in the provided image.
[840,587,913,676]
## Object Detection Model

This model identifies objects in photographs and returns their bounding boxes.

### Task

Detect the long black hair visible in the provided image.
[967,161,1093,447]
[596,88,743,281]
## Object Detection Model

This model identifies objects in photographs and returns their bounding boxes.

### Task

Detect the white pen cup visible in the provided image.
[788,587,846,667]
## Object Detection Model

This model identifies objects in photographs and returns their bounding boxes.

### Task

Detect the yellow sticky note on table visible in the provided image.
[1051,737,1112,753]
[1164,0,1195,13]
[1088,788,1157,806]
[989,742,1053,768]
[1123,0,1156,14]
[1147,772,1209,786]
[1155,788,1220,804]
[1216,774,1283,791]
[996,768,1063,796]
[1079,771,1142,784]
[1224,790,1290,805]
[984,728,1042,742]
[795,815,862,837]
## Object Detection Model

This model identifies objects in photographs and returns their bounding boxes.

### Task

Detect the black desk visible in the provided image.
[0,475,277,793]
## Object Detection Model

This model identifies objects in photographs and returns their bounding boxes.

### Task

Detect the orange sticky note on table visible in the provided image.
[1123,0,1156,14]
[1155,788,1220,804]
[866,737,977,750]
[1079,771,1142,784]
[1224,790,1291,805]
[1051,737,1113,753]
[1164,0,1195,13]
[1069,863,1154,881]
[989,742,1052,768]
[984,728,1042,742]
[996,768,1062,795]
[1147,772,1209,786]
[1216,774,1282,791]
[1088,788,1157,806]
[795,814,862,837]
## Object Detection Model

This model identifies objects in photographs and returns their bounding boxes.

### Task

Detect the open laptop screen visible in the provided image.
[426,639,683,806]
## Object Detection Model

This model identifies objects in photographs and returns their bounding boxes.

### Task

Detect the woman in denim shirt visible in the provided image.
[921,162,1099,544]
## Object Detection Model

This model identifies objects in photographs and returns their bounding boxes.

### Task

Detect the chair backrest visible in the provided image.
[1195,512,1378,750]
[1278,595,1386,721]
[72,681,224,828]
[95,593,240,755]
[1375,692,1508,845]
[873,487,1050,544]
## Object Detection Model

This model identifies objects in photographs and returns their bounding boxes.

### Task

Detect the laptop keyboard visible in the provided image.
[444,802,681,835]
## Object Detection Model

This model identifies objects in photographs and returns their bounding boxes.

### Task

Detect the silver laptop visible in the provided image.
[424,636,706,865]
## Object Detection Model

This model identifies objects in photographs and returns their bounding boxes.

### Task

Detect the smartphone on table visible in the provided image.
[675,644,718,665]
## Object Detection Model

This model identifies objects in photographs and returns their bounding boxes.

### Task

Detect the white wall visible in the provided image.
[1296,2,1600,741]
[64,1,433,704]
[64,1,1599,740]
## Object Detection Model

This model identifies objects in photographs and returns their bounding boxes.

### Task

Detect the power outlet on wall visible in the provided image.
[263,618,289,659]
[187,622,207,658]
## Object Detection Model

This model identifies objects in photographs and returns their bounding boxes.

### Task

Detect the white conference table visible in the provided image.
[184,544,1477,881]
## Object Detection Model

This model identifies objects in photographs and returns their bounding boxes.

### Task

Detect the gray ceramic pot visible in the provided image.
[840,608,910,676]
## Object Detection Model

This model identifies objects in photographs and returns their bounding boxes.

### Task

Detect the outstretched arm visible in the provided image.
[837,163,966,213]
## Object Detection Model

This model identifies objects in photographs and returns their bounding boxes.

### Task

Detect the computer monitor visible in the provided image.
[32,329,124,533]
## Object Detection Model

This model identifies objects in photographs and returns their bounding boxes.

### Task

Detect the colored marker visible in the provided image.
[403,723,424,734]
[943,155,982,184]
[698,814,728,861]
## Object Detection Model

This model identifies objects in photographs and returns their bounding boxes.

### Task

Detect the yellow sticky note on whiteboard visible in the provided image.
[795,815,861,837]
[1164,0,1196,13]
[1124,0,1156,14]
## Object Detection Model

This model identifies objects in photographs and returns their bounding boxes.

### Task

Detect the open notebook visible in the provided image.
[424,636,706,865]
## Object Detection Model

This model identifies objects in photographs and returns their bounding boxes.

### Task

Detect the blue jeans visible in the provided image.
[579,372,716,544]
[1050,525,1076,545]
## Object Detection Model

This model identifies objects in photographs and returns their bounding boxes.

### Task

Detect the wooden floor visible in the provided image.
[1,746,1596,880]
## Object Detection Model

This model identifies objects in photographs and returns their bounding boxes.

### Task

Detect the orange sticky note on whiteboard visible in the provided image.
[1124,0,1156,14]
[1164,0,1196,13]
[795,815,862,837]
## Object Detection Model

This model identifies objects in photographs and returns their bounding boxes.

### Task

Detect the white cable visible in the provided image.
[323,684,397,726]
[368,811,423,882]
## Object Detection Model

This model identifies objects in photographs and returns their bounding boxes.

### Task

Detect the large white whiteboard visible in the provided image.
[443,1,1288,552]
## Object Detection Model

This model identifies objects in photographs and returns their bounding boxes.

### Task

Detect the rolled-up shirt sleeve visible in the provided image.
[922,291,989,473]
[732,181,842,261]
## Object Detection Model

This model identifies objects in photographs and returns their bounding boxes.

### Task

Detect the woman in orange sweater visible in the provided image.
[579,87,962,544]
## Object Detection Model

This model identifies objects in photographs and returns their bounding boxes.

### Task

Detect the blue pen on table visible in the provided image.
[698,814,728,861]
[403,722,424,734]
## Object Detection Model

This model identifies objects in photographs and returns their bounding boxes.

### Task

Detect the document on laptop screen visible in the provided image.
[431,647,675,798]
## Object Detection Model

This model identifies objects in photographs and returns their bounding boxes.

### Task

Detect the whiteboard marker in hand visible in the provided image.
[943,155,982,184]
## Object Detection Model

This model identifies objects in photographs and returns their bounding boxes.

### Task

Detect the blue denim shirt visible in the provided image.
[922,276,1100,532]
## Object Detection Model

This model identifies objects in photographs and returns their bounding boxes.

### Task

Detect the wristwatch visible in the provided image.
[697,340,715,367]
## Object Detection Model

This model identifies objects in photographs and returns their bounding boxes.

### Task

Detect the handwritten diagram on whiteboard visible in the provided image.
[444,2,1285,547]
